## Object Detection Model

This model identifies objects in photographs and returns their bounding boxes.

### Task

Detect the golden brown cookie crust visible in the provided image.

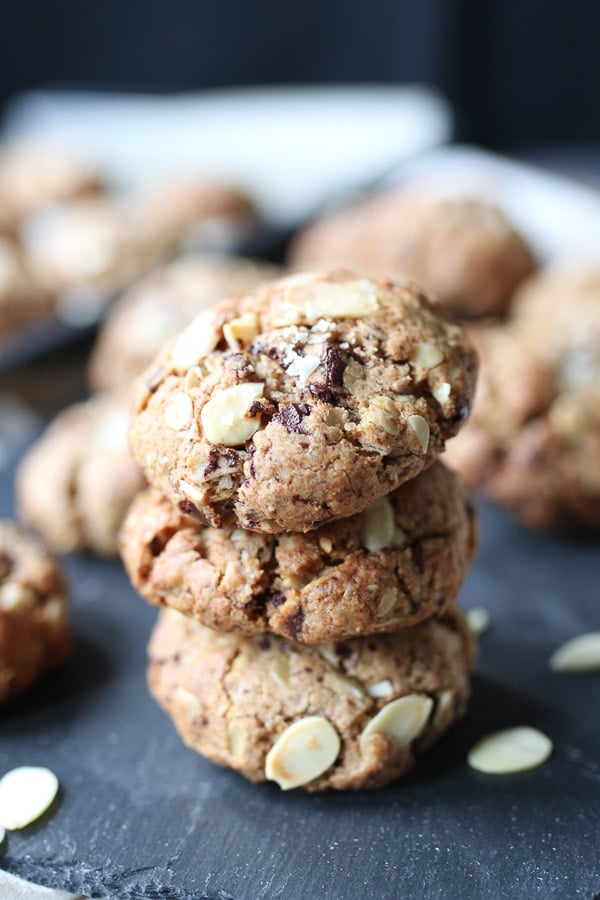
[17,393,145,555]
[148,606,476,791]
[121,462,477,643]
[0,521,71,704]
[129,269,478,533]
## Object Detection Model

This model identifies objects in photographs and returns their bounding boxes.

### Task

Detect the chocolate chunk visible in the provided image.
[148,535,166,557]
[322,342,347,388]
[203,447,239,476]
[273,403,311,434]
[410,540,425,573]
[308,383,338,405]
[244,591,269,621]
[333,641,353,660]
[178,499,210,525]
[285,608,305,638]
[270,590,285,608]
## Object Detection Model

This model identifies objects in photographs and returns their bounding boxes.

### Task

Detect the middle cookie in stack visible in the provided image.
[121,268,479,790]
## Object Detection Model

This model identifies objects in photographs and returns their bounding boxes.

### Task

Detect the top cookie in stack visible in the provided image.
[129,269,478,534]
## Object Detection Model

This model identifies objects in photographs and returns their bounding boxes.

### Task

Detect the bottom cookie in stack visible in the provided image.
[147,605,475,791]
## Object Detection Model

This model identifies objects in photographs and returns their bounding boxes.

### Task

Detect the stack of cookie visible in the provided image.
[120,269,479,791]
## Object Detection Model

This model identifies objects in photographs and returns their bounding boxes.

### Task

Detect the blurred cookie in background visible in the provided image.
[290,190,536,319]
[0,520,71,704]
[0,141,104,240]
[445,264,600,529]
[0,238,53,337]
[88,255,280,394]
[16,393,145,556]
[21,197,174,323]
[133,178,259,254]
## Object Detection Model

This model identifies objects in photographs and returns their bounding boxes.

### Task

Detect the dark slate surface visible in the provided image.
[1,453,599,900]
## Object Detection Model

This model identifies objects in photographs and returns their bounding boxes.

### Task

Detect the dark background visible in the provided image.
[0,0,599,147]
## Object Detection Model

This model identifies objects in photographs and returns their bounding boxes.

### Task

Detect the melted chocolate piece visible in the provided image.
[322,343,347,388]
[333,641,353,660]
[203,447,238,477]
[273,403,311,434]
[285,608,305,638]
[177,499,210,525]
[308,383,338,405]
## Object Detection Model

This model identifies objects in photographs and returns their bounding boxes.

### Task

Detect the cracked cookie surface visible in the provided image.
[445,266,600,529]
[121,462,476,643]
[129,269,478,533]
[148,605,475,791]
[17,393,145,555]
[0,521,71,704]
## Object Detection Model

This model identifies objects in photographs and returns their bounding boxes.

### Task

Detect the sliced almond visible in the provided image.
[549,632,600,673]
[432,689,454,729]
[170,309,219,368]
[360,496,395,552]
[329,671,365,699]
[265,716,341,790]
[364,395,400,436]
[164,393,194,431]
[411,341,444,370]
[407,415,430,454]
[467,607,490,636]
[223,313,260,350]
[174,687,202,717]
[275,276,379,326]
[270,654,292,689]
[360,694,433,750]
[228,721,247,759]
[432,382,452,406]
[0,766,59,830]
[201,383,264,446]
[467,727,553,774]
[377,587,398,618]
[366,679,394,698]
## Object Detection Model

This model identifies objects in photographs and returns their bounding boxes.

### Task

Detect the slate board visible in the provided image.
[1,450,599,900]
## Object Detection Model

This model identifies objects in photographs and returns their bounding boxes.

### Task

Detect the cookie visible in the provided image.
[290,192,535,319]
[121,462,476,643]
[445,266,600,529]
[129,269,478,533]
[89,256,280,394]
[0,521,71,704]
[0,239,52,337]
[0,142,102,239]
[148,605,475,791]
[133,179,258,252]
[17,393,145,555]
[21,197,172,312]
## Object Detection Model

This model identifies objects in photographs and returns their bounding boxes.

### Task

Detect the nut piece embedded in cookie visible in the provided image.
[120,462,477,644]
[147,605,476,791]
[201,383,265,446]
[265,716,341,790]
[360,694,434,749]
[130,269,478,533]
